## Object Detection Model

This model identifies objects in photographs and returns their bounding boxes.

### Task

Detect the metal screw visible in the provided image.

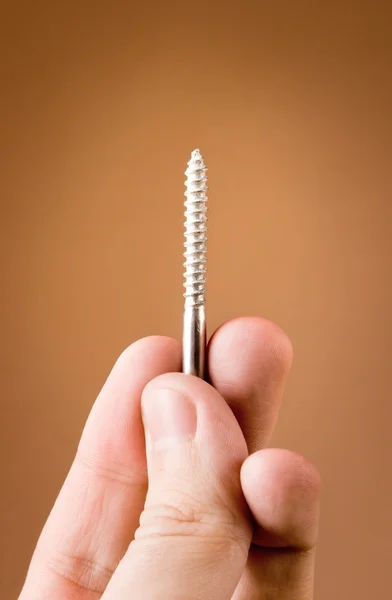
[182,149,208,378]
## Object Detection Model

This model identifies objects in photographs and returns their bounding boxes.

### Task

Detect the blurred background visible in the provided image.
[1,0,391,597]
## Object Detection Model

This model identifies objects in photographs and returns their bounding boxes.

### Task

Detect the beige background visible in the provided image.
[1,1,391,597]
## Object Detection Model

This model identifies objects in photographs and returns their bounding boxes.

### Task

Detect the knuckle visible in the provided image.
[75,447,147,487]
[35,545,114,594]
[135,490,249,558]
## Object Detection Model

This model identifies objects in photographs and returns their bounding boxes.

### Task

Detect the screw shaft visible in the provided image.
[182,149,208,378]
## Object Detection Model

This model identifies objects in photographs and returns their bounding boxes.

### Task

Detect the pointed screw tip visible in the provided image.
[191,148,202,159]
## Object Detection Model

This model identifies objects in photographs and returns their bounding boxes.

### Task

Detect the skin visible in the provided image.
[19,317,321,600]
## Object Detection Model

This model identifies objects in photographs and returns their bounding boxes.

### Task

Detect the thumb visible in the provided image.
[103,373,252,600]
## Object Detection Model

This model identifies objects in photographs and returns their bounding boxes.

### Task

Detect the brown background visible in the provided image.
[1,1,391,597]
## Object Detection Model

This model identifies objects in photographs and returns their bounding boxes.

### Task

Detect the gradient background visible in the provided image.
[1,1,391,598]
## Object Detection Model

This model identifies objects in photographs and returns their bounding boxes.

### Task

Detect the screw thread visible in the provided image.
[184,149,208,307]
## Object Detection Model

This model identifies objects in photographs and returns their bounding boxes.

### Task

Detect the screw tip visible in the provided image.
[191,148,203,160]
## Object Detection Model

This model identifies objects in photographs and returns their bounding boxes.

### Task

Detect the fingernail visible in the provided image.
[142,387,197,443]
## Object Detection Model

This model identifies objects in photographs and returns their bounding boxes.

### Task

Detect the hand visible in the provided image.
[19,317,320,599]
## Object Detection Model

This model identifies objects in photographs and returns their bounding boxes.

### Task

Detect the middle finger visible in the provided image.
[207,317,293,453]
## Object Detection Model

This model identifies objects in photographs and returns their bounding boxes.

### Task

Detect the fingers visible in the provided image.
[208,317,293,452]
[209,319,319,599]
[102,373,253,600]
[20,316,310,600]
[19,336,181,600]
[233,449,321,600]
[242,449,321,550]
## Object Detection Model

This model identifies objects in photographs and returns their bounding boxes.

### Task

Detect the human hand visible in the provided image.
[19,317,320,599]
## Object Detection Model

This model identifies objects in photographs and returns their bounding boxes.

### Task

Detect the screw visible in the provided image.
[182,149,208,378]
